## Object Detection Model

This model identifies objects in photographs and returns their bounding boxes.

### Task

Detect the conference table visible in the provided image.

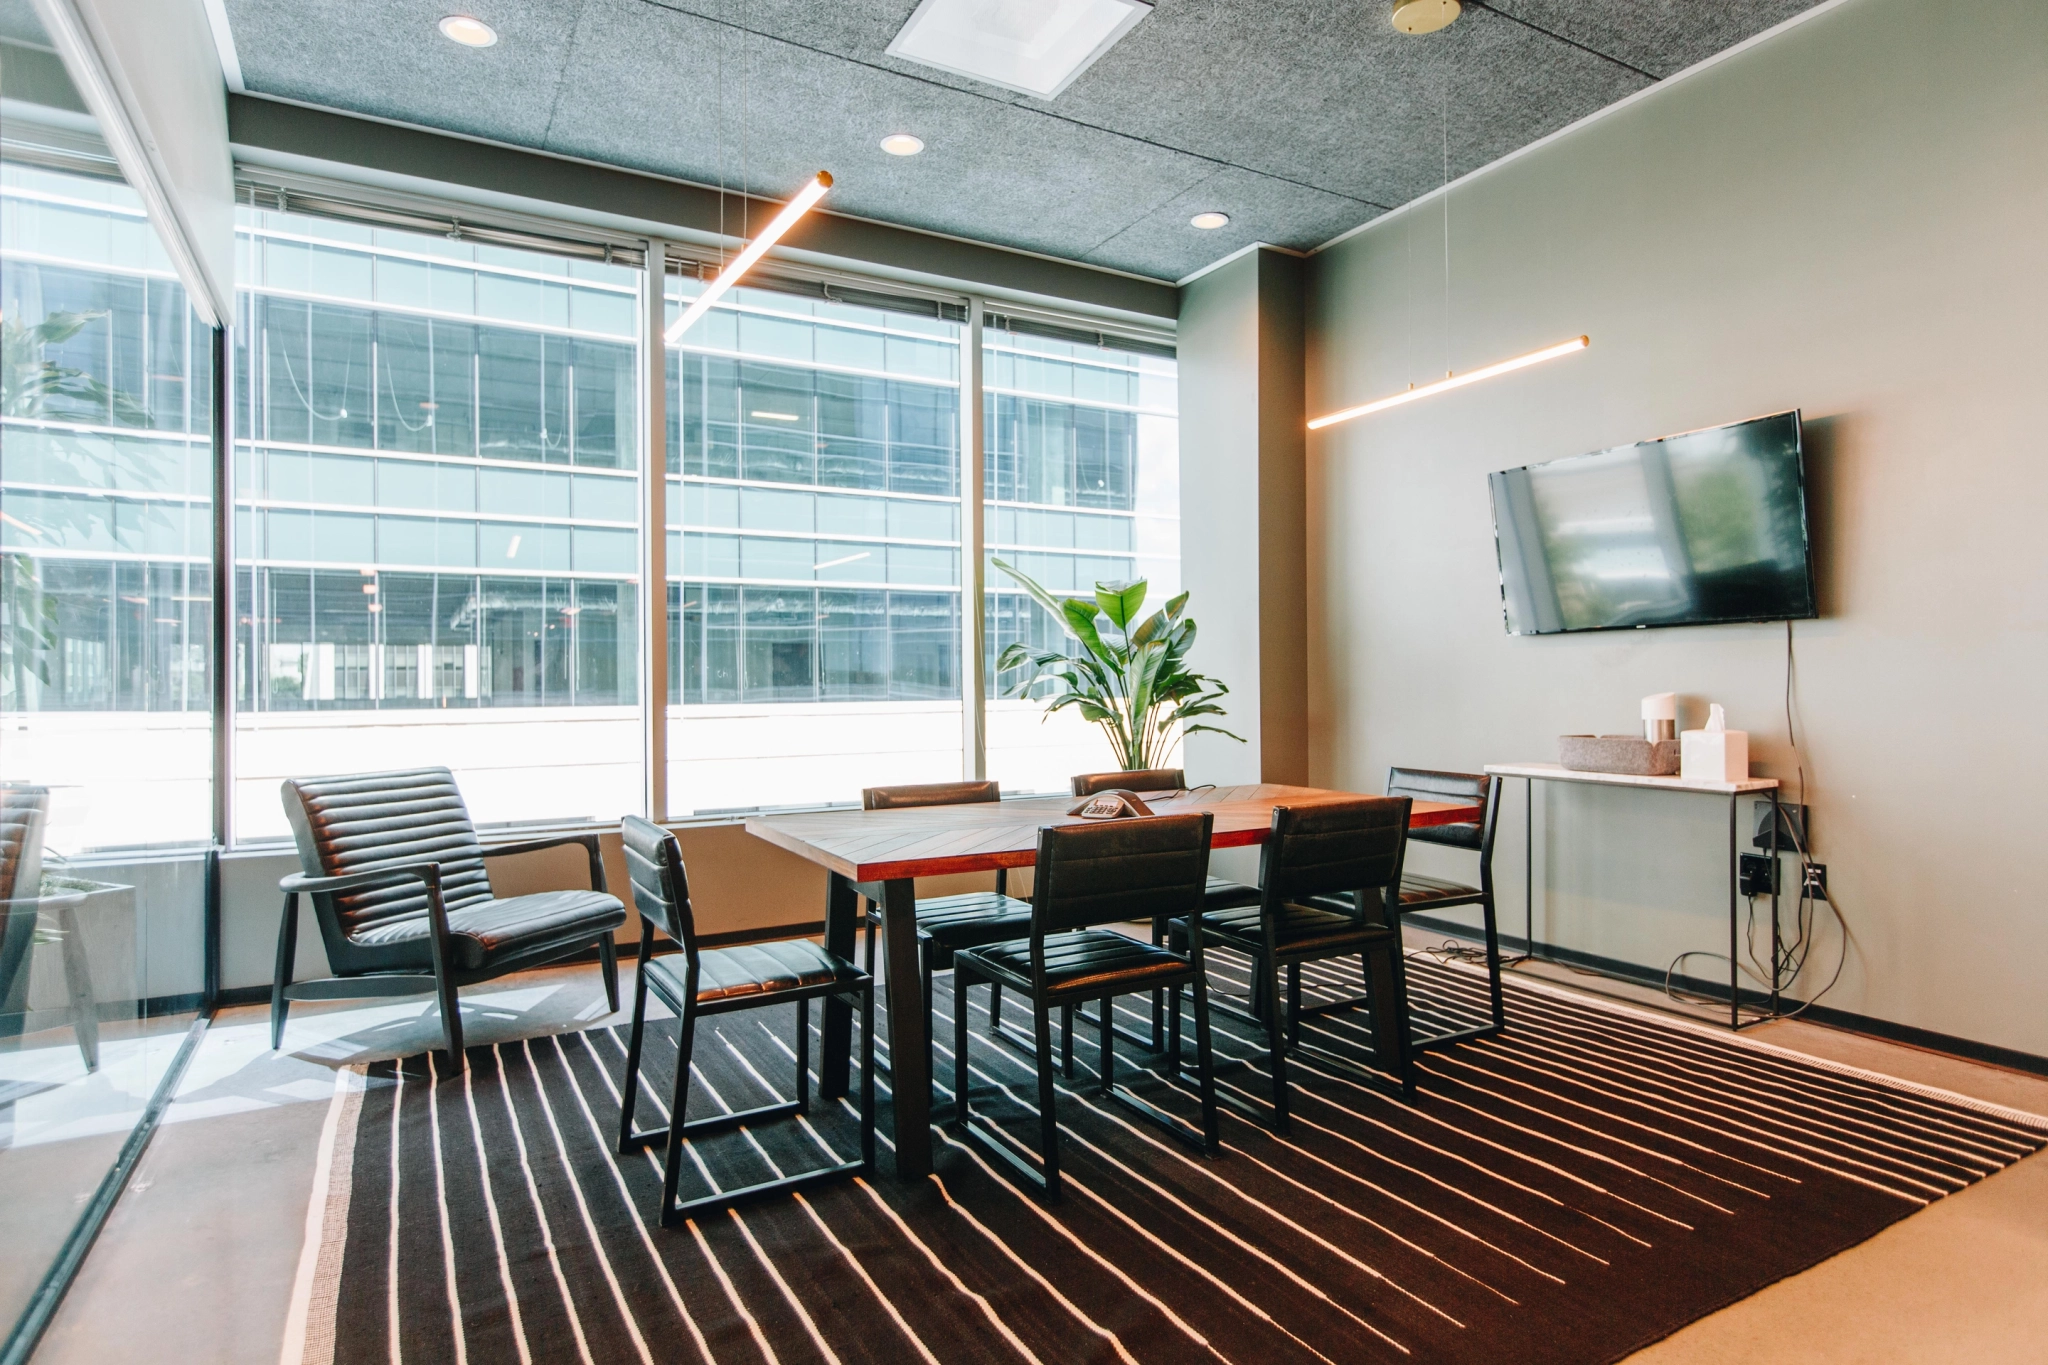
[745,782,1483,1177]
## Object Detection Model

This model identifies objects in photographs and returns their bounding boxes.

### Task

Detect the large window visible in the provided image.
[0,71,212,1341]
[664,271,967,814]
[230,210,643,838]
[983,319,1181,794]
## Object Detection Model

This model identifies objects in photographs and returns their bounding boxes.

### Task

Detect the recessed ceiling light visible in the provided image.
[1190,211,1229,230]
[1391,0,1460,36]
[888,0,1151,100]
[437,15,498,48]
[880,134,926,157]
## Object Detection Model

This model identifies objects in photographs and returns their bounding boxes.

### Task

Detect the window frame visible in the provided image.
[206,184,1174,842]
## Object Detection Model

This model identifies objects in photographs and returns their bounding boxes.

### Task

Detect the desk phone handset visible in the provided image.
[1065,790,1155,820]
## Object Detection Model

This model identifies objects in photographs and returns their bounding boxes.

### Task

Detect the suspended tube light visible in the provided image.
[664,172,833,343]
[1308,335,1589,431]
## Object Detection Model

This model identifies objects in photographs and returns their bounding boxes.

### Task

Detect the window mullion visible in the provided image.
[960,297,987,781]
[640,244,670,821]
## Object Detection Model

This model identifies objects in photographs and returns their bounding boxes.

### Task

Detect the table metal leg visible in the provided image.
[1768,790,1782,1017]
[1728,794,1739,1030]
[821,873,859,1100]
[1524,776,1535,957]
[877,876,931,1178]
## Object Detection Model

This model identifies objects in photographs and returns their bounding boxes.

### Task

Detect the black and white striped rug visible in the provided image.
[283,954,2047,1365]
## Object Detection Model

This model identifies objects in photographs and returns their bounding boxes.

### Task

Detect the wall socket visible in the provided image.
[1738,853,1778,898]
[1802,862,1828,898]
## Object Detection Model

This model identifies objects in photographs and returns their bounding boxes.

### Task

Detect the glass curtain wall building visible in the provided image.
[230,206,643,839]
[983,318,1181,794]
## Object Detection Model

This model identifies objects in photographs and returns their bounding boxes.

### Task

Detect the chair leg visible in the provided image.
[1061,1002,1075,1077]
[1034,1000,1061,1199]
[921,941,937,1086]
[55,900,98,1073]
[436,967,464,1070]
[1288,963,1302,1048]
[988,981,1002,1034]
[660,1004,698,1224]
[863,905,876,976]
[1262,955,1289,1130]
[1166,983,1183,1079]
[796,997,811,1112]
[270,893,298,1052]
[1191,972,1220,1155]
[1098,993,1115,1094]
[861,981,877,1172]
[1480,891,1506,1030]
[598,934,620,1014]
[617,963,652,1152]
[954,965,972,1126]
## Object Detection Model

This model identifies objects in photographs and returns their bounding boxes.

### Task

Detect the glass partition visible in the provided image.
[982,320,1181,793]
[665,272,965,814]
[0,36,211,1342]
[230,209,644,838]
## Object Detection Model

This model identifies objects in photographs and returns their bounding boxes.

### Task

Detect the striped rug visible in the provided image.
[285,953,2048,1365]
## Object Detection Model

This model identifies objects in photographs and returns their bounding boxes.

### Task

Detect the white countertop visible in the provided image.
[1485,761,1779,795]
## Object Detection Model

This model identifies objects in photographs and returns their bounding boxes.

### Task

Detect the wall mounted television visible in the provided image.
[1489,410,1817,635]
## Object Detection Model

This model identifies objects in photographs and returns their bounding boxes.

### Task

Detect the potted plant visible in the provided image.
[992,560,1241,772]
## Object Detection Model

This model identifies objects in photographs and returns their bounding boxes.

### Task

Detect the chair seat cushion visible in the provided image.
[960,929,1192,997]
[1397,873,1481,904]
[351,889,626,971]
[912,891,1034,950]
[1179,901,1393,956]
[1204,876,1262,910]
[646,938,865,1005]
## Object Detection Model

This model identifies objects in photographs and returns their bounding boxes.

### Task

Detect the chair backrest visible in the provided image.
[1030,813,1212,939]
[1071,768,1186,797]
[1386,768,1498,857]
[280,768,495,944]
[1258,798,1411,907]
[620,814,696,957]
[0,785,50,906]
[862,779,1001,811]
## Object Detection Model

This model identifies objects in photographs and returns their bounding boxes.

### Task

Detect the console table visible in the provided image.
[1484,762,1784,1030]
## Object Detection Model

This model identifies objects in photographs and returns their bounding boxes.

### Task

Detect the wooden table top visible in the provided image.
[745,783,1484,883]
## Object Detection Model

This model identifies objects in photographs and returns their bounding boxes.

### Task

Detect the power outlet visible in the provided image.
[1738,853,1778,898]
[1802,862,1828,898]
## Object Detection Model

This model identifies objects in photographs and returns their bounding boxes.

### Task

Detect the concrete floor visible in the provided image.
[27,941,2048,1364]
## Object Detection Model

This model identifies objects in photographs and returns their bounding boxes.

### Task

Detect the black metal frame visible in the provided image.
[1508,771,1783,1030]
[1377,769,1506,1053]
[270,831,620,1069]
[951,815,1220,1201]
[615,815,874,1224]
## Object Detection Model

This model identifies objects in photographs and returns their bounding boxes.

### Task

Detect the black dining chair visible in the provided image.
[1171,797,1415,1128]
[615,815,874,1224]
[859,780,1032,1071]
[1070,767,1262,1053]
[274,767,627,1070]
[952,813,1220,1200]
[0,784,99,1071]
[1381,768,1505,1044]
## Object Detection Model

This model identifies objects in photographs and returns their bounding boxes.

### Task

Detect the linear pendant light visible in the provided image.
[1307,335,1590,431]
[664,172,833,343]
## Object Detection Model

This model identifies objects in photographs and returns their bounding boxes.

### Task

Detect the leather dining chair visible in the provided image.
[1171,797,1415,1128]
[859,779,1032,1074]
[952,813,1220,1200]
[273,767,628,1069]
[615,815,874,1224]
[1378,768,1506,1043]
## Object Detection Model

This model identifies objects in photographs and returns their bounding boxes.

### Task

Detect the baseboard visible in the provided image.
[1402,912,2048,1079]
[211,922,830,1010]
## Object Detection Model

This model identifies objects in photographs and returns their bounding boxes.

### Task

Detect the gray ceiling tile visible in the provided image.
[1486,1,1822,81]
[1082,166,1378,279]
[217,0,1828,282]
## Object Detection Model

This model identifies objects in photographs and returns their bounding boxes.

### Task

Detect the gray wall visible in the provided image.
[1303,0,2047,1055]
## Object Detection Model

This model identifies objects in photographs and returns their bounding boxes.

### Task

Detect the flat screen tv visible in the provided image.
[1489,410,1817,635]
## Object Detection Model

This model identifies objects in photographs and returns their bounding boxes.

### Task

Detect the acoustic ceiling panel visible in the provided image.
[220,0,1824,282]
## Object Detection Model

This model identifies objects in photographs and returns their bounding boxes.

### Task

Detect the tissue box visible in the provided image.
[1680,728,1750,782]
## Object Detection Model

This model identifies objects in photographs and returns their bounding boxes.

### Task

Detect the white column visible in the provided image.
[959,297,987,780]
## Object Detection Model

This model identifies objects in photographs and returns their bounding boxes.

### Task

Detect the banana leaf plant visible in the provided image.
[992,559,1241,773]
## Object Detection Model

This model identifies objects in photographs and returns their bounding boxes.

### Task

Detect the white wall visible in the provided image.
[1304,0,2047,1056]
